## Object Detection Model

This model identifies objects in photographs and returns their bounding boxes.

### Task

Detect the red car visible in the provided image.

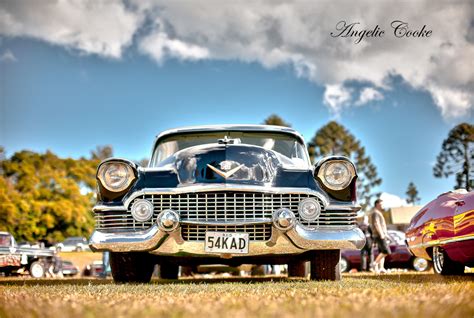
[340,230,429,272]
[406,190,474,275]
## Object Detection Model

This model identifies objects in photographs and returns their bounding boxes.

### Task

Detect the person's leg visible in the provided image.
[373,253,387,273]
[360,248,367,271]
[379,254,387,273]
[369,247,374,270]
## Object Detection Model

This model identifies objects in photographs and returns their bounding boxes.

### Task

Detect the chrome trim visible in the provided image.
[89,223,366,255]
[91,185,333,212]
[122,185,330,209]
[326,204,361,212]
[89,225,167,252]
[287,225,366,250]
[181,218,272,226]
[409,234,474,249]
[93,205,127,212]
[154,124,305,146]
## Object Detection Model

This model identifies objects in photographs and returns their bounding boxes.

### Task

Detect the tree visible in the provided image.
[308,121,382,210]
[263,114,291,127]
[0,150,97,242]
[138,158,150,167]
[433,123,474,191]
[406,182,420,205]
[91,145,113,161]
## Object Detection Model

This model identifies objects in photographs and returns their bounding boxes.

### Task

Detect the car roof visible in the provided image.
[153,124,306,146]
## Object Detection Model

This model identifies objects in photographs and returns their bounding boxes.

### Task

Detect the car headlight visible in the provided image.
[97,161,136,192]
[298,198,321,221]
[317,160,355,191]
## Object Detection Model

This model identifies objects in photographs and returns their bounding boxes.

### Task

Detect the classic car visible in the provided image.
[61,260,79,276]
[82,260,106,277]
[55,237,90,252]
[89,125,365,282]
[340,230,429,272]
[0,231,55,278]
[406,189,474,275]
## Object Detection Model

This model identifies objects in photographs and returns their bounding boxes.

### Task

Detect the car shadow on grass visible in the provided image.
[0,276,304,286]
[348,272,474,283]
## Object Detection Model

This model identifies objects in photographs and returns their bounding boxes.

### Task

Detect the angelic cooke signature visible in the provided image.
[331,20,432,43]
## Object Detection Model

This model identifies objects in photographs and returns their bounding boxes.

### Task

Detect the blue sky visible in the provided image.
[1,1,473,206]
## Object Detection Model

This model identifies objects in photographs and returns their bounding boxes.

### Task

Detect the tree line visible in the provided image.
[0,119,472,242]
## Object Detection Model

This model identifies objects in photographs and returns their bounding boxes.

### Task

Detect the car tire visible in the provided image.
[159,263,179,279]
[75,246,83,252]
[339,257,349,273]
[412,257,430,272]
[29,261,45,278]
[310,250,341,281]
[288,261,307,277]
[110,252,154,283]
[432,246,465,275]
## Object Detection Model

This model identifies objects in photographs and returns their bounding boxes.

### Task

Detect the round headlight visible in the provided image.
[318,161,355,190]
[98,162,135,192]
[298,198,321,221]
[131,199,154,222]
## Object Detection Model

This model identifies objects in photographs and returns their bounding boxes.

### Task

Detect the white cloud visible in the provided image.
[1,0,473,119]
[379,192,409,209]
[323,84,352,114]
[0,49,17,62]
[355,87,384,106]
[139,32,209,63]
[0,1,142,58]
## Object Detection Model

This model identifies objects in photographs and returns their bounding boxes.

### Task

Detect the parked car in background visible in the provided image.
[340,230,430,272]
[61,260,79,277]
[55,237,90,252]
[0,231,55,278]
[89,125,365,283]
[406,190,474,275]
[82,261,105,277]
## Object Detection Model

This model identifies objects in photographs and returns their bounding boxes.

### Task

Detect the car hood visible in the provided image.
[155,143,310,186]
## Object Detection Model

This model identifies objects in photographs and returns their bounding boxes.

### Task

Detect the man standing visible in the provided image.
[369,199,391,273]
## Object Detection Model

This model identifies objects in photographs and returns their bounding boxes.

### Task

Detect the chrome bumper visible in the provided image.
[89,224,365,257]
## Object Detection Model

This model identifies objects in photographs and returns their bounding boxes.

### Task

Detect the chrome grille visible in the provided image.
[94,191,357,237]
[181,224,272,241]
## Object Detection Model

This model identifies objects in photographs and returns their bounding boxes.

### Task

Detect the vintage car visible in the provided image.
[61,260,80,276]
[0,231,55,278]
[406,189,474,275]
[340,230,430,272]
[55,237,90,252]
[89,125,365,282]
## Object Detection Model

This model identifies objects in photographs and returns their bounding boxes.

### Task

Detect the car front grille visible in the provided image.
[94,191,357,241]
[181,224,272,241]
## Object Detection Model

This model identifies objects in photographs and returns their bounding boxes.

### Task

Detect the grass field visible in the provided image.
[0,273,473,318]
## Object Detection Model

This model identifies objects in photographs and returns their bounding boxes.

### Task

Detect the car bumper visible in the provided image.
[89,223,365,257]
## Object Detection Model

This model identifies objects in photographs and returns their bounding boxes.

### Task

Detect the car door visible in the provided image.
[453,192,474,238]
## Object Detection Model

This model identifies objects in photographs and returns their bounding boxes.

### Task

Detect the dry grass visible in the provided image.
[0,273,473,318]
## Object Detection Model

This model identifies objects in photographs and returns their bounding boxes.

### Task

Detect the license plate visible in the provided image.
[205,232,249,254]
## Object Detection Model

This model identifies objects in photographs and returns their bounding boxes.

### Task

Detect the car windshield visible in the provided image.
[0,234,11,247]
[151,131,309,168]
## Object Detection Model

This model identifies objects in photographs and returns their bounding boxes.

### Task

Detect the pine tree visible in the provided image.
[406,182,420,204]
[90,145,114,161]
[308,121,382,210]
[263,114,291,127]
[433,123,474,191]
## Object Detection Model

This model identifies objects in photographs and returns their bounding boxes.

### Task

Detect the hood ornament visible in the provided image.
[207,161,244,179]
